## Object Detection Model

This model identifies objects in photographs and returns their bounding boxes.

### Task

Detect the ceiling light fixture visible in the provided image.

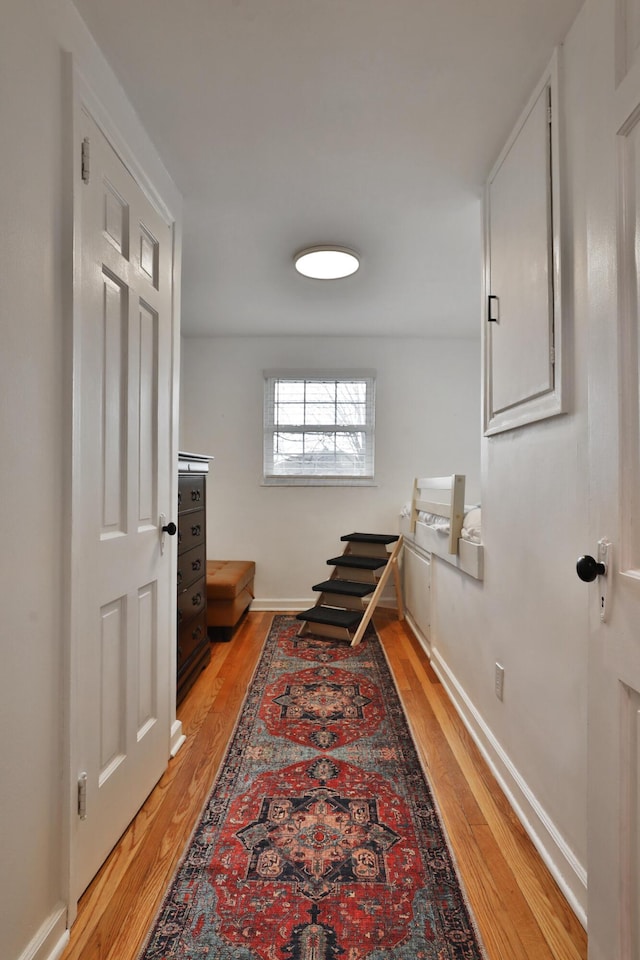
[294,246,360,279]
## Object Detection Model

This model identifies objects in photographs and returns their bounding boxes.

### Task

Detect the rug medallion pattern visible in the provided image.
[139,616,486,959]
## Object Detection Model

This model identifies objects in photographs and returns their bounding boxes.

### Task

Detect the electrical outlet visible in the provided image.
[495,663,504,701]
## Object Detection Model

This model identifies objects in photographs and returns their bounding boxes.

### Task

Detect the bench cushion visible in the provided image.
[206,560,255,600]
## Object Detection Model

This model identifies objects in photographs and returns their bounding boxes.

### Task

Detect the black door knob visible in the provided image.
[576,555,605,582]
[162,521,177,536]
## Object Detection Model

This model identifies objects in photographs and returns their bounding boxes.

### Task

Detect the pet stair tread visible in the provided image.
[296,606,364,628]
[312,579,375,597]
[340,532,400,544]
[327,555,388,570]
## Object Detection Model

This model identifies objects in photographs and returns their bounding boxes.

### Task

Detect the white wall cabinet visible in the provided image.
[484,51,563,435]
[402,540,431,655]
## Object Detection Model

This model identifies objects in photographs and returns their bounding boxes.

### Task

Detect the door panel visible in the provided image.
[489,84,553,413]
[99,597,126,780]
[72,109,174,898]
[586,1,640,956]
[101,272,127,535]
[138,302,157,514]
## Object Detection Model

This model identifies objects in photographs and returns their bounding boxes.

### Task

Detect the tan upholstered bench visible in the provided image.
[206,560,255,641]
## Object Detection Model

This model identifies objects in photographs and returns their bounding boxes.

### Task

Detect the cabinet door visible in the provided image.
[484,52,563,434]
[402,542,431,655]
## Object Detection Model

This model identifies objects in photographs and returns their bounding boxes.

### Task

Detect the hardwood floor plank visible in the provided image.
[377,618,586,960]
[61,611,586,960]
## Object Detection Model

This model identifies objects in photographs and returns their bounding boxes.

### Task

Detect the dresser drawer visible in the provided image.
[177,609,207,671]
[178,509,205,554]
[177,577,206,626]
[177,543,206,591]
[178,475,205,513]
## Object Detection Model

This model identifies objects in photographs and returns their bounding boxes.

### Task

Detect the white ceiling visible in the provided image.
[72,0,583,338]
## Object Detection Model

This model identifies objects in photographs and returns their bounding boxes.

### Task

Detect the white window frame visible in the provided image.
[263,369,376,486]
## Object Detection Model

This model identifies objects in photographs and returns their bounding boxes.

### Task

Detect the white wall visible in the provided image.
[1,6,68,958]
[426,12,590,922]
[0,3,180,958]
[180,336,481,605]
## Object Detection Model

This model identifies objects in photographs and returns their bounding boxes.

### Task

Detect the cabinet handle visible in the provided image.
[192,592,202,606]
[177,570,183,586]
[191,524,201,536]
[193,625,203,640]
[191,489,201,501]
[192,559,201,571]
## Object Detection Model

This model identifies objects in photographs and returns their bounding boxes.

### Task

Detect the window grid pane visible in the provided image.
[265,375,375,481]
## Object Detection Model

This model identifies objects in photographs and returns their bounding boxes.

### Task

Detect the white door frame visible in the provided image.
[63,58,183,922]
[584,0,640,954]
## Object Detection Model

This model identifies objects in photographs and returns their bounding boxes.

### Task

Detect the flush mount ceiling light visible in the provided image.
[294,246,360,279]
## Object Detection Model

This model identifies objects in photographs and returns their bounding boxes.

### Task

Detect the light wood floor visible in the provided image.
[61,611,587,960]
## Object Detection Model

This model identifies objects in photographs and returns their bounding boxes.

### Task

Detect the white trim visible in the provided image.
[16,905,69,960]
[170,720,186,758]
[404,609,431,656]
[263,371,376,483]
[262,478,377,487]
[430,646,588,927]
[252,598,315,612]
[251,598,400,613]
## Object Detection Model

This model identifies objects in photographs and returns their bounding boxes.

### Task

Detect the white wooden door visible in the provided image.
[585,1,640,955]
[71,109,174,898]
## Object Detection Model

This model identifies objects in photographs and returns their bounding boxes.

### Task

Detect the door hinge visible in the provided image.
[550,346,556,365]
[77,772,88,820]
[81,137,90,185]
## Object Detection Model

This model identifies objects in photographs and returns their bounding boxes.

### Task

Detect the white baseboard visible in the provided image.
[252,598,313,611]
[252,599,400,613]
[430,646,588,929]
[170,718,186,757]
[17,904,69,960]
[404,610,431,656]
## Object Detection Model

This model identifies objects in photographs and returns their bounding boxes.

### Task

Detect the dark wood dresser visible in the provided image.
[177,453,212,703]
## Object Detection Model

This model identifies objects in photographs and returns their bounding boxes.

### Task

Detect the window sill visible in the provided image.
[262,477,377,487]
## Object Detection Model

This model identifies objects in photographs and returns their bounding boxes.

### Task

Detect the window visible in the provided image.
[263,371,376,485]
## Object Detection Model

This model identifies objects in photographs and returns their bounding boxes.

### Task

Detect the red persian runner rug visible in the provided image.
[139,615,487,959]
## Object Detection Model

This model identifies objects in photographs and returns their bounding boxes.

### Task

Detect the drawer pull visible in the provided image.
[191,489,201,501]
[192,559,201,571]
[191,524,201,536]
[192,592,202,606]
[192,625,203,640]
[177,570,183,586]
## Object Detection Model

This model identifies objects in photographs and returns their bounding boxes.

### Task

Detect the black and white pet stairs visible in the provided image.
[296,532,404,646]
